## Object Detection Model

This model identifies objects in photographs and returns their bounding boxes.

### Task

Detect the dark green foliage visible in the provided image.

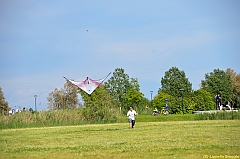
[154,89,215,114]
[155,67,193,114]
[155,67,236,114]
[79,85,121,123]
[191,89,215,111]
[124,78,144,109]
[201,68,233,104]
[105,68,145,113]
[104,68,132,108]
[153,91,175,112]
[136,97,151,115]
[160,67,192,97]
[232,95,240,109]
[0,87,10,115]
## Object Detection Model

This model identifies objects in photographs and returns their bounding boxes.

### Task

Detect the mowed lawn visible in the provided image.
[0,120,239,159]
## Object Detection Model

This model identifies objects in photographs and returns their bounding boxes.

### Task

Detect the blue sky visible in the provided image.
[0,0,239,111]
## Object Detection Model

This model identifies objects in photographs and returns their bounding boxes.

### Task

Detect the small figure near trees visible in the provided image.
[226,100,232,110]
[165,104,169,116]
[160,106,169,115]
[215,94,222,110]
[152,108,159,116]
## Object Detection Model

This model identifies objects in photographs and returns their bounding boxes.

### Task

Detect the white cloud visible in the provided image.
[96,30,219,62]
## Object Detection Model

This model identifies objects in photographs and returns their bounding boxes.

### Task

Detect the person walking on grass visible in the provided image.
[126,106,137,129]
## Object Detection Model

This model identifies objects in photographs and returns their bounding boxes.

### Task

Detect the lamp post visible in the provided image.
[179,88,184,114]
[150,91,153,108]
[34,95,37,111]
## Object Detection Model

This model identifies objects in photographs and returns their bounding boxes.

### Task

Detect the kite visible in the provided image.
[63,72,111,95]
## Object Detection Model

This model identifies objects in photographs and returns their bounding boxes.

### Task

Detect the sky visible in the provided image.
[0,0,239,111]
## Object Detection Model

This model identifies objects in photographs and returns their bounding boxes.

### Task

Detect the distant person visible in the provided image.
[226,100,232,110]
[215,94,221,110]
[165,104,169,116]
[126,106,137,129]
[8,110,12,115]
[153,107,158,112]
[152,108,158,116]
[219,104,223,110]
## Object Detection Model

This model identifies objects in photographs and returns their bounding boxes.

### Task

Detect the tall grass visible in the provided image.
[194,111,240,120]
[0,108,121,129]
[1,109,239,129]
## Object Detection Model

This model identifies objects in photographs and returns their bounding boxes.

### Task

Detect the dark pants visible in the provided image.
[216,101,221,110]
[132,120,135,128]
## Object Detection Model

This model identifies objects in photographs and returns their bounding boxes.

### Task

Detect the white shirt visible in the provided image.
[127,110,137,120]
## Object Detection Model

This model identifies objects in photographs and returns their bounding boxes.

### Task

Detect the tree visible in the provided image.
[79,84,120,123]
[201,68,233,105]
[124,78,144,108]
[79,84,112,108]
[191,89,215,111]
[0,87,10,115]
[226,68,240,108]
[153,91,176,113]
[157,67,192,114]
[47,81,79,110]
[129,78,141,92]
[104,68,132,110]
[138,97,151,114]
[160,67,192,97]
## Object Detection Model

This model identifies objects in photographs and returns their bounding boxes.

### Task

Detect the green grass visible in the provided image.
[0,120,239,159]
[136,114,196,122]
[120,112,240,123]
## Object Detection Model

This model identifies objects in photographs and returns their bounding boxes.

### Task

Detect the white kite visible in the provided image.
[63,72,111,95]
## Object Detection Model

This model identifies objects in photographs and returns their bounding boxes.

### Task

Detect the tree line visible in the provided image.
[155,67,239,114]
[45,67,240,115]
[0,67,239,116]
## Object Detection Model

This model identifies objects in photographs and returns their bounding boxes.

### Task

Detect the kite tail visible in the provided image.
[100,72,112,84]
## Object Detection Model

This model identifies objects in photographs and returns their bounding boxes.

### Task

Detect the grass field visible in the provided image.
[0,120,239,159]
